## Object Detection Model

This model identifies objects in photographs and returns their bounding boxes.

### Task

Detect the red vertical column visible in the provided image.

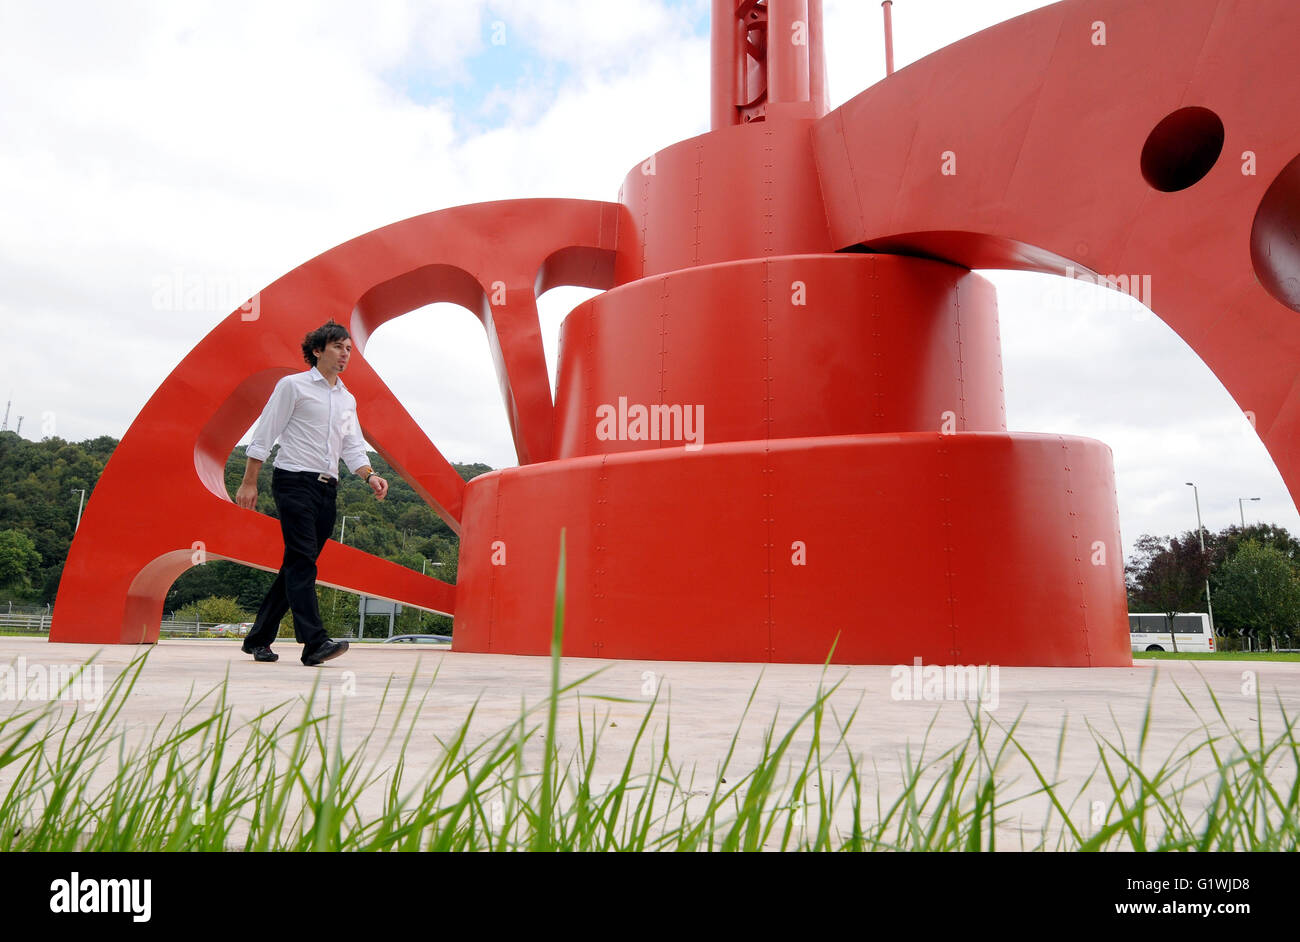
[710,0,740,129]
[767,0,811,118]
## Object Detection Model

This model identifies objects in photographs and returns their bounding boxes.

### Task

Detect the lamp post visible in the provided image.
[1185,482,1217,643]
[1237,496,1260,529]
[71,489,86,531]
[1238,496,1262,650]
[333,516,361,619]
[882,1,895,76]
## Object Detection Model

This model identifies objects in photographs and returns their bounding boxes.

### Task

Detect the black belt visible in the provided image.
[275,468,338,487]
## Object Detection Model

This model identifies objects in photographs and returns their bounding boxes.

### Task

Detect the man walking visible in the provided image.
[235,320,388,665]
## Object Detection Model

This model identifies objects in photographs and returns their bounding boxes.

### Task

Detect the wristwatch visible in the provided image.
[364,471,376,483]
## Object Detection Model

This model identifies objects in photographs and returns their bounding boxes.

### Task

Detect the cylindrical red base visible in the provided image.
[555,253,1007,457]
[452,431,1131,667]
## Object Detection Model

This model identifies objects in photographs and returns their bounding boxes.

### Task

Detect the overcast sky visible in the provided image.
[2,0,1294,560]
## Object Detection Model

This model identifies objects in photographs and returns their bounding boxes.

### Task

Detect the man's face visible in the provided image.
[314,337,352,374]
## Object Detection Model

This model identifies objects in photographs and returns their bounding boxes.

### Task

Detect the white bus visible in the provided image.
[1128,612,1215,653]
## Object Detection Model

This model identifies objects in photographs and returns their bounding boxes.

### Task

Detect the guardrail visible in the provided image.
[158,621,243,638]
[0,613,50,633]
[0,615,243,638]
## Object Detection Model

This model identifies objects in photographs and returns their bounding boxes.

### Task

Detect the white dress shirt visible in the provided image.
[246,366,370,480]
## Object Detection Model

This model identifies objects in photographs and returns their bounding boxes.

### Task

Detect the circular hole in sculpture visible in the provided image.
[1140,107,1224,192]
[1251,153,1300,314]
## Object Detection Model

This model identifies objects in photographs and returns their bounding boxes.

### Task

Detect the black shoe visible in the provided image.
[302,639,349,666]
[242,644,278,663]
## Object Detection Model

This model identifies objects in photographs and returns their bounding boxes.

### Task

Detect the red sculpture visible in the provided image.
[52,0,1300,667]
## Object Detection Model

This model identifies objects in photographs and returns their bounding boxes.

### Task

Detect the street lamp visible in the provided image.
[1237,496,1261,529]
[1185,482,1217,642]
[333,516,362,618]
[71,489,86,531]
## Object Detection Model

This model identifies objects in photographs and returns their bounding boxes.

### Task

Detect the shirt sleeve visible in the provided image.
[245,377,295,462]
[341,394,371,474]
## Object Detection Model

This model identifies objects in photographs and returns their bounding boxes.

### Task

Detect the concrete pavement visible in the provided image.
[2,637,1297,848]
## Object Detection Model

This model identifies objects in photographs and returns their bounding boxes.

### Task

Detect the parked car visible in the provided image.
[211,622,253,637]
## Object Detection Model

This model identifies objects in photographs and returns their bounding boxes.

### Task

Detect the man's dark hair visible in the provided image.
[302,320,351,367]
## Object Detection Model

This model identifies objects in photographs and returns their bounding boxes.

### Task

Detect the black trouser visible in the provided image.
[245,468,337,654]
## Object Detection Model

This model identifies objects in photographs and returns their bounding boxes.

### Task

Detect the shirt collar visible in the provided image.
[309,365,345,391]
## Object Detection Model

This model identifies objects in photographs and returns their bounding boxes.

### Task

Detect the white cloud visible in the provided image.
[486,0,703,75]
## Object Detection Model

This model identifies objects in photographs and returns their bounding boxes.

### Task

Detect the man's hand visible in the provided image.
[236,481,258,510]
[237,456,263,510]
[368,474,389,501]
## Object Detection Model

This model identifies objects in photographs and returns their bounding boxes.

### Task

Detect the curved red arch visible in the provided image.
[811,0,1300,511]
[51,198,627,644]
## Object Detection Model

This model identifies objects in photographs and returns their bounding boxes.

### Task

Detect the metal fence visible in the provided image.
[0,612,50,634]
[158,620,246,638]
[0,613,244,639]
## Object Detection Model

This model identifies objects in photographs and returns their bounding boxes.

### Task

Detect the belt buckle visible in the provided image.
[316,473,332,484]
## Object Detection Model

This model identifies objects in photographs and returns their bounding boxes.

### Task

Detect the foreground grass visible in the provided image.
[5,546,1297,850]
[1,649,1297,851]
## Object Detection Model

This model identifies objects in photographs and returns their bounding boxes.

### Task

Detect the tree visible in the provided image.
[435,538,459,585]
[0,432,491,616]
[167,560,274,614]
[172,596,252,625]
[1127,532,1217,652]
[1127,532,1207,609]
[1213,541,1300,650]
[1211,523,1300,569]
[0,528,42,593]
[0,431,110,602]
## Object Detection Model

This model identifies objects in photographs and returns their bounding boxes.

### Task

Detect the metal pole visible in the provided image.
[709,0,739,130]
[1186,482,1216,642]
[882,1,895,76]
[1238,496,1260,529]
[334,516,360,618]
[72,489,86,531]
